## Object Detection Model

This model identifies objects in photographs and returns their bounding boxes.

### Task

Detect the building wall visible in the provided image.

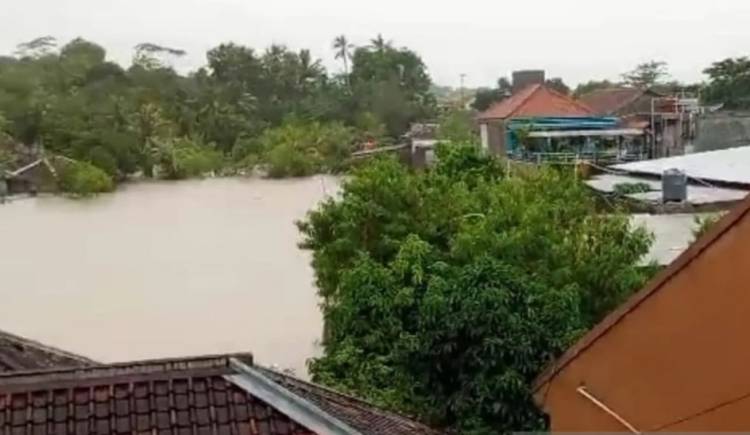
[480,120,506,156]
[696,112,750,152]
[538,212,750,432]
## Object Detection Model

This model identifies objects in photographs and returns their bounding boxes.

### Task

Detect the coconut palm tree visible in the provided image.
[332,35,354,87]
[369,34,392,53]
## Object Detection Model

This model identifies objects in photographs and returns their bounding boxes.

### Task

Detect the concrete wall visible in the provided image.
[696,112,750,152]
[480,120,506,156]
[537,210,750,431]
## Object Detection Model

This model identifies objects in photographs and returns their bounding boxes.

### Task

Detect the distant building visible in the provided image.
[2,158,59,196]
[534,195,750,431]
[0,332,440,435]
[580,87,695,158]
[476,82,594,155]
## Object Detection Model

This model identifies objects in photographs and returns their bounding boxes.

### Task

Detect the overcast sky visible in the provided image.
[3,0,750,88]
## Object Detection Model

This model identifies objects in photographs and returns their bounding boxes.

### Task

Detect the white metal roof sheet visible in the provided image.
[613,146,750,186]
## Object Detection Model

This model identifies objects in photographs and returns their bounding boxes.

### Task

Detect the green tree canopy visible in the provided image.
[472,77,511,112]
[622,60,670,88]
[573,79,617,97]
[703,57,750,108]
[298,145,654,433]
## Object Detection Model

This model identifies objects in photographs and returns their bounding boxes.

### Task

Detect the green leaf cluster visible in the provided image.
[298,144,654,433]
[58,159,114,196]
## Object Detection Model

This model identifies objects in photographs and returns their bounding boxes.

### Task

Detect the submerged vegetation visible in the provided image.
[0,35,436,194]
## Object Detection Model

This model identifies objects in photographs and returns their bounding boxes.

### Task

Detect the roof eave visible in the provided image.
[532,193,750,394]
[228,358,364,435]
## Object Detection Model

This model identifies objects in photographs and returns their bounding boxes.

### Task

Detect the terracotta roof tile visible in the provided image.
[0,354,443,435]
[579,87,647,115]
[478,84,592,120]
[0,330,94,372]
[257,368,440,435]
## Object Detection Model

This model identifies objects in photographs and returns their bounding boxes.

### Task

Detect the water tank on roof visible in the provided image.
[512,70,546,92]
[662,168,687,203]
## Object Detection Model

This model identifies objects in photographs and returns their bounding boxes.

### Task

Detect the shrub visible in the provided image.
[437,109,477,143]
[693,213,723,240]
[157,137,223,180]
[613,182,652,195]
[260,120,355,178]
[88,146,119,177]
[58,160,114,196]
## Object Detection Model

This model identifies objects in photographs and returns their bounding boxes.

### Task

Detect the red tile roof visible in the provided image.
[0,330,94,372]
[0,353,441,435]
[258,368,439,435]
[579,87,647,115]
[477,84,592,120]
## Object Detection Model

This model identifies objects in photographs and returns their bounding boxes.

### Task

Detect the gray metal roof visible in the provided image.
[586,174,748,205]
[613,146,750,186]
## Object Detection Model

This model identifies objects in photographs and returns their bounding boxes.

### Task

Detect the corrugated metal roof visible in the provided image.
[477,84,592,120]
[586,174,748,205]
[613,146,750,186]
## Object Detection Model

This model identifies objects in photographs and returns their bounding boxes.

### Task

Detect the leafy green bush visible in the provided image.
[298,144,654,433]
[58,160,114,196]
[88,146,119,177]
[437,109,477,143]
[157,137,223,180]
[613,182,652,195]
[260,120,355,178]
[693,213,723,240]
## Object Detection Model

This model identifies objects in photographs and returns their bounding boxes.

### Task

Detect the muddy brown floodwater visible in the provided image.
[0,176,340,376]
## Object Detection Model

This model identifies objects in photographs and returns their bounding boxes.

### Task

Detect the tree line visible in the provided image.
[472,59,750,111]
[0,35,436,193]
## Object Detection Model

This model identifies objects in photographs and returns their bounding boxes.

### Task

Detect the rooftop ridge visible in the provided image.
[255,366,438,432]
[0,329,95,365]
[0,352,253,387]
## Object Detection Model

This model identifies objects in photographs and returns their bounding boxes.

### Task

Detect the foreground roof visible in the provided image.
[533,193,750,391]
[0,353,440,435]
[477,84,592,120]
[613,145,750,187]
[0,330,93,372]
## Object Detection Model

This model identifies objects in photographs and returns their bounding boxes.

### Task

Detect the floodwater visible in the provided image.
[0,176,340,376]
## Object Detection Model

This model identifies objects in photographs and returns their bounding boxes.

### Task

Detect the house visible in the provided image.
[533,194,750,432]
[477,82,593,156]
[580,87,693,158]
[0,338,440,435]
[0,330,93,372]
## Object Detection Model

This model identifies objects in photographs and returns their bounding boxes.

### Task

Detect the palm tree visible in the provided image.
[332,35,353,85]
[369,34,391,53]
[297,49,323,89]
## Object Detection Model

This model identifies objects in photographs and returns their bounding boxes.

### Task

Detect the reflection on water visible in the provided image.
[0,176,339,376]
